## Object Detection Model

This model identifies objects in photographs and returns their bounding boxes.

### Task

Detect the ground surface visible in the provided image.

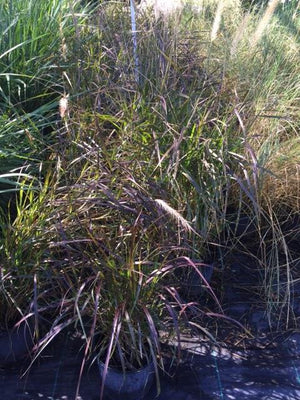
[1,250,300,400]
[1,330,300,400]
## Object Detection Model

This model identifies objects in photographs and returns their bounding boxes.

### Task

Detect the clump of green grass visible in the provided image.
[0,179,48,331]
[0,0,97,199]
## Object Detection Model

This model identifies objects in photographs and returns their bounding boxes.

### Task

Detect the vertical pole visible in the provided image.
[129,0,139,84]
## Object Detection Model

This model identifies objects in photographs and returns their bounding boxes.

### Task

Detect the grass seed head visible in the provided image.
[59,94,69,119]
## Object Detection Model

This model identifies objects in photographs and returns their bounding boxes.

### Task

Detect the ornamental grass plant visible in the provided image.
[0,180,50,336]
[0,0,96,199]
[27,158,222,398]
[0,0,299,389]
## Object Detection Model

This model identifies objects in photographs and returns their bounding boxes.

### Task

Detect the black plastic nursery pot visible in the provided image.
[0,320,33,365]
[98,358,155,400]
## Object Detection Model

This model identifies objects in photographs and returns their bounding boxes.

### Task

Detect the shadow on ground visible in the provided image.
[1,250,300,400]
[1,328,300,400]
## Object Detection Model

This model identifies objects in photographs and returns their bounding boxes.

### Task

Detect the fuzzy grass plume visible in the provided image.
[251,0,281,47]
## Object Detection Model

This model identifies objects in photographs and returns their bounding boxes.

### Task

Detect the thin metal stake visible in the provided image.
[212,350,225,399]
[130,0,139,84]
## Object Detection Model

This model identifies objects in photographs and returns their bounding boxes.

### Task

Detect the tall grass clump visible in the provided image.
[55,0,299,327]
[0,0,97,203]
[181,0,300,325]
[0,178,52,332]
[1,1,299,382]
